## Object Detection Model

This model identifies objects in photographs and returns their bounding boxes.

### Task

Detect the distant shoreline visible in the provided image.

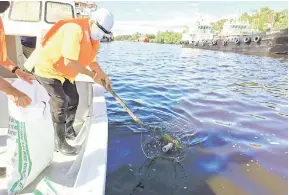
[114,7,288,44]
[114,31,182,44]
[113,40,181,45]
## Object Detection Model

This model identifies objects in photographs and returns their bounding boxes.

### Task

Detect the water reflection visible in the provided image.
[102,42,288,195]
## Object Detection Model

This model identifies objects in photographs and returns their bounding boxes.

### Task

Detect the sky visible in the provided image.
[93,1,288,35]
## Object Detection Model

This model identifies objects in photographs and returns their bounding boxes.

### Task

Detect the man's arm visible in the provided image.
[0,77,13,95]
[89,60,112,91]
[64,59,96,79]
[1,57,35,84]
[89,61,104,74]
[0,77,32,107]
[0,18,34,84]
[0,17,17,71]
[0,58,16,71]
[0,76,16,95]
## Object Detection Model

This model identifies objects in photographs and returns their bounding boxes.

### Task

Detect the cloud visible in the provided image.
[135,8,142,12]
[190,3,199,7]
[111,10,242,35]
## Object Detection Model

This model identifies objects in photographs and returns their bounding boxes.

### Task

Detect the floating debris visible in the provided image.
[249,143,262,147]
[269,142,280,145]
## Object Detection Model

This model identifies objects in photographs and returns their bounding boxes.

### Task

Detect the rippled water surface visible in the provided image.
[99,42,288,195]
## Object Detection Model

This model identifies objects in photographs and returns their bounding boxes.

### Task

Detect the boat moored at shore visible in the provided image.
[181,19,288,57]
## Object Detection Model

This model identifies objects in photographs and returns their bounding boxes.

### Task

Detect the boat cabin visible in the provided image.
[182,21,216,43]
[220,20,254,40]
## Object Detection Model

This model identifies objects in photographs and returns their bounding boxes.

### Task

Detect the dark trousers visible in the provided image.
[34,75,79,128]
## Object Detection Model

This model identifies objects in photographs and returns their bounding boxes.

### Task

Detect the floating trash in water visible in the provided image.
[140,117,201,162]
[249,143,262,147]
[269,142,280,145]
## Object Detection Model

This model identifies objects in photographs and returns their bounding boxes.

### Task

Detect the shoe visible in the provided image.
[65,115,77,140]
[53,122,78,156]
[66,129,76,140]
[65,124,76,140]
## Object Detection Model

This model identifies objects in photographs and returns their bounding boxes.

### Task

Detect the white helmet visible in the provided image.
[90,8,114,40]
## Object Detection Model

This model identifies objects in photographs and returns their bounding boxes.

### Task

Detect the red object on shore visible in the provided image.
[144,37,149,43]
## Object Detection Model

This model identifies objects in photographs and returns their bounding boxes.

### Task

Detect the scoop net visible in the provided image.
[140,117,199,162]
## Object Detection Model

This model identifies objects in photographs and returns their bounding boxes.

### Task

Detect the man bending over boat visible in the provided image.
[24,8,114,156]
[0,1,35,107]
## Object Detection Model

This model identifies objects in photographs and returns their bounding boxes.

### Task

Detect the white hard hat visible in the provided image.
[91,8,114,33]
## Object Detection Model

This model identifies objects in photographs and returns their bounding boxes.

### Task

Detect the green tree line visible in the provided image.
[211,7,288,32]
[114,7,287,44]
[114,31,182,44]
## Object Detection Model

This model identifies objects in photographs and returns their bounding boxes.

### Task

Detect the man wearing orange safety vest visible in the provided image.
[24,8,114,156]
[0,1,35,108]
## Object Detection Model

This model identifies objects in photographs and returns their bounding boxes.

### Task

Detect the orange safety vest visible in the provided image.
[41,18,99,79]
[0,17,8,63]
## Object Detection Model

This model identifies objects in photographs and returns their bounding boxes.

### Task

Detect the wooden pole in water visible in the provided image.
[102,80,145,127]
[110,90,145,127]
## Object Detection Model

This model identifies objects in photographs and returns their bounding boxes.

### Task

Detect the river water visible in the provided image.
[99,42,288,195]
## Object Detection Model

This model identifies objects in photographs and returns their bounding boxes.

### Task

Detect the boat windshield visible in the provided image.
[7,1,74,24]
[9,1,42,22]
[222,23,252,35]
[189,25,213,34]
[230,25,250,29]
[45,1,74,24]
[198,25,212,33]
